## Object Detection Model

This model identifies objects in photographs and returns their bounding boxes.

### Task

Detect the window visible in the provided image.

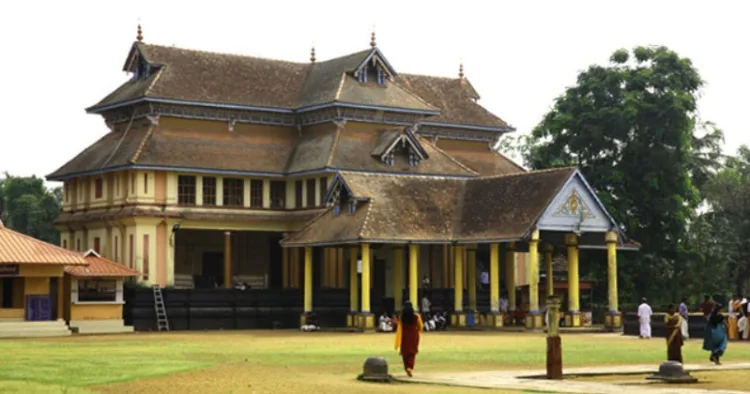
[202,177,217,206]
[64,183,69,202]
[295,180,303,209]
[114,236,119,262]
[319,177,328,207]
[94,178,103,199]
[306,179,316,207]
[178,175,197,205]
[62,240,68,249]
[250,180,263,207]
[129,234,134,268]
[143,173,148,194]
[131,173,136,195]
[270,181,286,208]
[77,280,117,302]
[93,237,101,254]
[76,239,81,252]
[223,178,244,206]
[143,234,150,280]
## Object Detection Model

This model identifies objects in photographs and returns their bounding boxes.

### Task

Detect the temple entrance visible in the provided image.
[200,252,224,288]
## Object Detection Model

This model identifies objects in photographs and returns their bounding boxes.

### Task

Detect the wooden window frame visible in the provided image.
[143,234,150,280]
[295,180,303,209]
[250,180,263,207]
[306,179,316,207]
[202,177,217,206]
[93,237,101,254]
[222,178,244,207]
[178,175,197,206]
[319,177,328,207]
[94,178,103,199]
[270,181,286,209]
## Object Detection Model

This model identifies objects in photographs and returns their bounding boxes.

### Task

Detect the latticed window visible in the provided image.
[178,176,197,205]
[250,180,263,207]
[270,181,286,208]
[223,178,244,207]
[202,177,217,206]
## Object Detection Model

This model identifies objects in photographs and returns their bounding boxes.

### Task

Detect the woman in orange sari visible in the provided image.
[394,301,423,377]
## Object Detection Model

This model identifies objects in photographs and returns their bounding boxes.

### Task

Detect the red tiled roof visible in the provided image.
[64,250,141,278]
[0,220,87,265]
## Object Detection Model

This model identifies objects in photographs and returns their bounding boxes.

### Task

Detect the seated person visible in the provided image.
[435,312,448,330]
[300,313,320,332]
[424,313,437,331]
[378,312,393,332]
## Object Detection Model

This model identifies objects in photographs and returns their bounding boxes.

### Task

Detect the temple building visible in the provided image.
[47,26,634,331]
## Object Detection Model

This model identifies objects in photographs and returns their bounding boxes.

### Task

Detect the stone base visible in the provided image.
[486,312,505,328]
[564,312,582,327]
[604,312,623,331]
[525,313,545,330]
[451,312,467,327]
[347,313,359,328]
[68,319,134,334]
[357,313,375,330]
[647,361,698,383]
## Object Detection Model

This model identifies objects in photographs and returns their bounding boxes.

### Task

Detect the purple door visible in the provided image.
[25,295,52,321]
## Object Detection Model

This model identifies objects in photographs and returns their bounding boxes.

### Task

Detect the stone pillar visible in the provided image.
[506,242,516,314]
[359,243,374,329]
[488,243,503,327]
[544,244,554,296]
[224,231,232,289]
[526,230,543,329]
[467,245,477,311]
[408,244,419,307]
[546,294,563,380]
[348,247,358,327]
[453,245,465,326]
[394,247,404,311]
[605,231,622,330]
[564,234,581,327]
[301,246,313,326]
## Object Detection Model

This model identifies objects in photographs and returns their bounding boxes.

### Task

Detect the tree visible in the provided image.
[0,172,62,245]
[703,146,750,293]
[521,46,712,301]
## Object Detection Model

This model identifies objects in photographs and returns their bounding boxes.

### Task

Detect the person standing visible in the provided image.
[678,298,690,340]
[703,304,728,364]
[699,295,715,320]
[738,309,749,341]
[394,300,424,377]
[664,304,684,363]
[637,298,653,339]
[421,295,431,315]
[728,295,740,340]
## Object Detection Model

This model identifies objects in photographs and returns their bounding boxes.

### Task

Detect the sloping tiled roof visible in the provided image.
[65,250,141,278]
[281,168,578,246]
[0,220,87,265]
[438,146,526,176]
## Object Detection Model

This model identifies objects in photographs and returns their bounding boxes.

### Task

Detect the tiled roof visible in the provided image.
[0,220,87,265]
[438,145,526,176]
[65,250,140,278]
[281,168,578,246]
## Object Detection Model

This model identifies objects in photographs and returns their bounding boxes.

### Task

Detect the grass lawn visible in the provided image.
[0,331,748,394]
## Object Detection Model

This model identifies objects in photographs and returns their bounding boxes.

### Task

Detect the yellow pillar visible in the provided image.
[394,247,404,311]
[565,234,581,327]
[408,244,418,306]
[506,243,516,311]
[303,247,312,313]
[224,231,232,289]
[361,243,371,314]
[490,243,500,313]
[349,247,358,313]
[467,245,477,311]
[526,230,542,329]
[454,245,464,317]
[544,244,554,296]
[606,232,619,312]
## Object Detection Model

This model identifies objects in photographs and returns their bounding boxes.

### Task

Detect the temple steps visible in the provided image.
[0,319,71,338]
[69,319,135,334]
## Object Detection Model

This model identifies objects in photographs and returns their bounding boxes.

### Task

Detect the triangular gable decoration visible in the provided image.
[353,48,397,84]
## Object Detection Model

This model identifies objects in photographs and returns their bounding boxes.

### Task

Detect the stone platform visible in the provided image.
[395,363,750,394]
[0,319,71,338]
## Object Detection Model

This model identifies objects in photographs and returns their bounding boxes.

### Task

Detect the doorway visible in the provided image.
[1,278,14,308]
[200,252,224,288]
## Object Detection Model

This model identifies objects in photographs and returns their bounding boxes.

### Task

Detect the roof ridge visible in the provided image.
[358,199,376,240]
[129,125,155,163]
[474,166,577,181]
[326,126,343,167]
[418,136,479,177]
[452,180,468,240]
[140,43,311,66]
[143,67,165,96]
[387,80,439,111]
[283,207,334,242]
[491,149,528,172]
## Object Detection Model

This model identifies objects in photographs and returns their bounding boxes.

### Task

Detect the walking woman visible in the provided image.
[664,304,684,363]
[394,301,423,377]
[703,304,728,365]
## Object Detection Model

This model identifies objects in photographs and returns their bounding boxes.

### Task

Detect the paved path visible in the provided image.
[395,363,750,394]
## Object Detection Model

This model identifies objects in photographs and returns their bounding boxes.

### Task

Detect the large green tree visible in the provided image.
[0,173,62,244]
[509,46,721,301]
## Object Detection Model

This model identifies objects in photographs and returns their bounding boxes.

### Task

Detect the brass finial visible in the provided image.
[370,28,376,48]
[459,62,464,79]
[136,24,143,42]
[310,45,316,63]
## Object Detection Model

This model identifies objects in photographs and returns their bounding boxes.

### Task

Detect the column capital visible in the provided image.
[529,229,540,242]
[564,233,578,247]
[543,243,554,253]
[605,231,618,244]
[506,242,516,251]
[224,231,231,236]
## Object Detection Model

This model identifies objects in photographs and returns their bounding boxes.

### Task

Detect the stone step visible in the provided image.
[0,320,71,338]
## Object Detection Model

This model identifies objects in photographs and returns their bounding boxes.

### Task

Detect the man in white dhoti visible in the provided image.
[679,298,690,339]
[637,298,653,339]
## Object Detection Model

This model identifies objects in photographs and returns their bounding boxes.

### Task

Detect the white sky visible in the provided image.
[1,0,748,182]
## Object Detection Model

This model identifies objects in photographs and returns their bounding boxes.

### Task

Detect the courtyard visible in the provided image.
[0,331,749,394]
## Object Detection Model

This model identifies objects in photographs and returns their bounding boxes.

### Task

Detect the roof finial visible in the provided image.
[136,23,143,42]
[310,44,316,63]
[370,26,377,48]
[459,62,464,79]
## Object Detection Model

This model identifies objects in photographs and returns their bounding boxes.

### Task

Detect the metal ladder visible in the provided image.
[153,285,170,332]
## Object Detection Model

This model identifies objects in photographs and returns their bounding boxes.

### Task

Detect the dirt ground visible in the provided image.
[571,370,750,392]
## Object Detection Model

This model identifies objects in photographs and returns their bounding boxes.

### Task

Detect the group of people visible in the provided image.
[728,294,749,340]
[640,295,731,366]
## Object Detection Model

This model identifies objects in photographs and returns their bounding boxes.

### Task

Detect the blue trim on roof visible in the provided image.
[419,121,515,133]
[86,97,295,114]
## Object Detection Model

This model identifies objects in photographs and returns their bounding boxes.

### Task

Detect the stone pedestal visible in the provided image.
[525,312,545,330]
[565,312,582,327]
[604,312,623,331]
[451,312,467,327]
[487,312,505,328]
[357,357,393,382]
[357,313,375,330]
[647,361,697,383]
[546,336,563,379]
[347,313,359,328]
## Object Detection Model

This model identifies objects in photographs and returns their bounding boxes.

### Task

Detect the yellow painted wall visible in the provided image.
[19,265,64,277]
[24,277,49,296]
[87,228,107,254]
[0,309,24,318]
[70,304,123,321]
